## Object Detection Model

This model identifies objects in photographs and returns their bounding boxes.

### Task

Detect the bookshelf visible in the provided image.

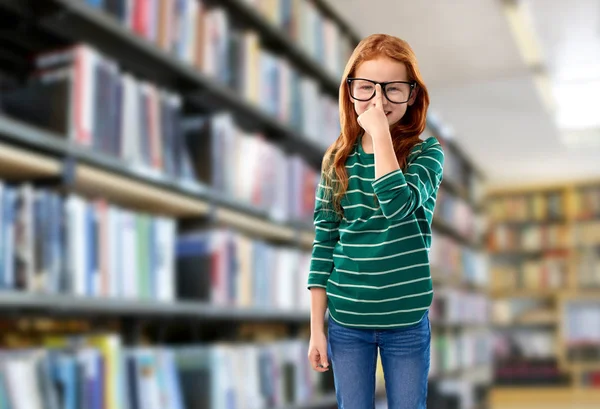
[0,1,490,408]
[487,179,600,402]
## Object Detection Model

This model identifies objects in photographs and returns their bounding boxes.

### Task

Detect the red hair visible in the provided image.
[322,34,430,215]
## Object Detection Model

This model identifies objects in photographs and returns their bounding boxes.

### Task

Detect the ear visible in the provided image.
[408,85,419,106]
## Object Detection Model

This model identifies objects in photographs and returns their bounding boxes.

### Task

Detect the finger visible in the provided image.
[309,349,329,372]
[320,351,329,370]
[310,351,324,372]
[375,84,383,110]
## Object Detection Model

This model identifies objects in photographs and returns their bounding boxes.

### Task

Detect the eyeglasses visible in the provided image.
[347,78,416,104]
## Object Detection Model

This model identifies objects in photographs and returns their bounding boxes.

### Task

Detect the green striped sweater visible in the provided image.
[307,135,445,329]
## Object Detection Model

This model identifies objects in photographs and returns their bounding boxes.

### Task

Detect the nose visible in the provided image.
[375,97,389,110]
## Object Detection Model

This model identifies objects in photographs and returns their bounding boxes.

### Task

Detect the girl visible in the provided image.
[306,34,444,409]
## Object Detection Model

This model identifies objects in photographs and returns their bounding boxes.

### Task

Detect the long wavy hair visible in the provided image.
[323,34,430,215]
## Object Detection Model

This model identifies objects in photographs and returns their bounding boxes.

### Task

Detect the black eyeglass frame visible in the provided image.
[346,77,417,104]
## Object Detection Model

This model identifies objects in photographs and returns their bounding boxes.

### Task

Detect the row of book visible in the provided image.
[574,220,600,246]
[493,358,568,386]
[78,0,341,145]
[573,185,600,220]
[0,336,183,409]
[176,227,312,310]
[490,255,568,292]
[431,330,492,376]
[488,224,571,253]
[243,0,355,77]
[429,235,488,287]
[0,333,329,409]
[84,0,355,80]
[1,48,322,223]
[576,247,600,289]
[581,371,600,387]
[436,188,478,240]
[429,290,489,324]
[182,113,318,222]
[1,45,193,181]
[492,300,556,326]
[488,191,565,223]
[564,302,600,345]
[0,181,314,311]
[493,329,556,360]
[0,182,177,300]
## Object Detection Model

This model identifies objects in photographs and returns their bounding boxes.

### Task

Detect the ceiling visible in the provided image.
[328,0,600,189]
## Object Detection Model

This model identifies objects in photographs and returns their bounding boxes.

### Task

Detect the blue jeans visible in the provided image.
[327,311,431,409]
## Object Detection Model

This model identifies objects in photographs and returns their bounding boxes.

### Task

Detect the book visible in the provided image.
[0,182,176,301]
[176,227,311,309]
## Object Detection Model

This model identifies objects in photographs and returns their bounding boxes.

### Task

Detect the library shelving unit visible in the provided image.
[0,1,490,408]
[425,120,492,409]
[486,179,600,407]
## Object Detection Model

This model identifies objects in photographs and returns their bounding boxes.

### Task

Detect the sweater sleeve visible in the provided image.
[307,173,340,289]
[372,138,444,221]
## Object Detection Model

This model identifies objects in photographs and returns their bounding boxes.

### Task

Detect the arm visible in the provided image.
[372,139,444,221]
[307,172,339,372]
[356,84,444,221]
[306,174,340,289]
[310,288,328,332]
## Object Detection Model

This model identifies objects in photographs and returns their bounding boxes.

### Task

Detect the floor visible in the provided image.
[490,387,600,409]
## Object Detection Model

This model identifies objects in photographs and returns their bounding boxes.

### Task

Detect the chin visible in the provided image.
[388,116,402,126]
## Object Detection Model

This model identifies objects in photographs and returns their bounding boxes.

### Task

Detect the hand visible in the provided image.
[308,331,329,372]
[357,84,390,139]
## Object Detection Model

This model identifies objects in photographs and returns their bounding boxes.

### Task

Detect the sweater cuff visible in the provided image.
[307,272,330,289]
[372,169,406,194]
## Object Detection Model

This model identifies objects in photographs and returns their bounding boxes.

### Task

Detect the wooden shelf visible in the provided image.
[490,386,600,408]
[429,364,493,382]
[493,320,557,329]
[299,231,316,248]
[431,321,490,330]
[565,362,600,372]
[489,218,569,227]
[491,289,562,299]
[432,272,488,293]
[75,164,211,217]
[558,291,600,301]
[215,207,296,242]
[0,141,61,180]
[490,248,571,257]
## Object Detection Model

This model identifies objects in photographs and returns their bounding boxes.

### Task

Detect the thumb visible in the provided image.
[320,349,329,368]
[375,84,383,110]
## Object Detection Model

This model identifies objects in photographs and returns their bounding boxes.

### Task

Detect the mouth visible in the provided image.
[385,111,392,116]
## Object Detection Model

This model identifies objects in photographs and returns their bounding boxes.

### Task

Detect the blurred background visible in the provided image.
[0,0,598,408]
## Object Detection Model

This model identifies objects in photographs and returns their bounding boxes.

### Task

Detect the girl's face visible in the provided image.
[350,57,417,128]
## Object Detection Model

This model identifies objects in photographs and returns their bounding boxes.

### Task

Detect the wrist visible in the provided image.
[310,319,325,334]
[371,128,391,141]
